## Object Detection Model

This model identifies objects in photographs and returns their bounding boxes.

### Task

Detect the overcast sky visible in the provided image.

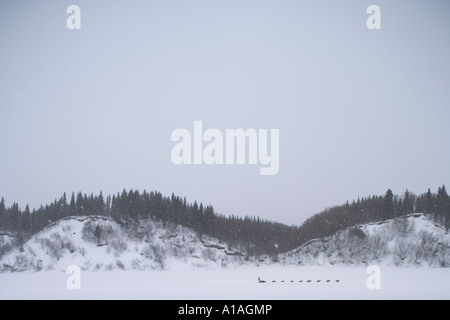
[0,0,449,225]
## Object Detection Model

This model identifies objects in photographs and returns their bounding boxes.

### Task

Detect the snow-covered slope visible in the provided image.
[280,214,450,267]
[0,216,246,272]
[2,214,449,272]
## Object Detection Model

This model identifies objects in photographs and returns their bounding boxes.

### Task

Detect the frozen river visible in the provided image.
[1,265,449,300]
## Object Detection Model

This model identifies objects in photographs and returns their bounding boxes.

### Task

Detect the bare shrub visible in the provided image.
[202,248,217,262]
[349,227,366,239]
[134,220,156,241]
[141,244,166,269]
[131,258,142,270]
[38,237,63,260]
[82,220,120,244]
[14,254,31,271]
[167,245,181,258]
[367,235,387,261]
[101,224,119,242]
[394,239,413,265]
[153,244,166,266]
[0,242,13,259]
[94,263,103,271]
[116,260,125,270]
[395,218,415,237]
[105,263,114,271]
[141,245,153,259]
[110,239,128,257]
[77,246,86,256]
[81,221,96,243]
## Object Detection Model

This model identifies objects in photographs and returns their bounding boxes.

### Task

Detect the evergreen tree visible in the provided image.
[22,205,31,234]
[0,197,5,227]
[402,189,415,216]
[436,185,448,223]
[383,189,394,220]
[9,202,20,231]
[446,196,450,232]
[426,188,434,214]
[69,192,76,216]
[105,195,111,216]
[435,185,449,230]
[204,205,215,235]
[62,192,68,213]
[76,192,84,215]
[98,191,105,214]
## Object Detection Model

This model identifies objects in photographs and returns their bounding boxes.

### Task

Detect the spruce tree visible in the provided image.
[69,192,76,216]
[425,188,433,214]
[62,192,68,213]
[22,205,31,234]
[0,197,5,227]
[76,192,84,215]
[446,197,450,232]
[403,189,415,216]
[436,185,448,223]
[383,189,394,220]
[98,191,105,214]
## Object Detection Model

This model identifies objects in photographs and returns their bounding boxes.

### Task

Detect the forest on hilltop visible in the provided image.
[1,185,449,256]
[298,186,450,245]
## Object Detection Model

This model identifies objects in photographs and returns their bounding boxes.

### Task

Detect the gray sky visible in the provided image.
[0,0,449,225]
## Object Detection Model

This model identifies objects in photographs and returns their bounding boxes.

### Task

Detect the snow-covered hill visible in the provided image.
[280,214,450,267]
[0,216,247,272]
[1,213,449,272]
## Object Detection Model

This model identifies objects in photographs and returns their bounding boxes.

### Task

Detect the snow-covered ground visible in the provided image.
[1,266,449,300]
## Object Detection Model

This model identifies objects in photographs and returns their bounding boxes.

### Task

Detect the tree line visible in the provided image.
[297,185,450,245]
[0,185,448,255]
[0,190,301,256]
